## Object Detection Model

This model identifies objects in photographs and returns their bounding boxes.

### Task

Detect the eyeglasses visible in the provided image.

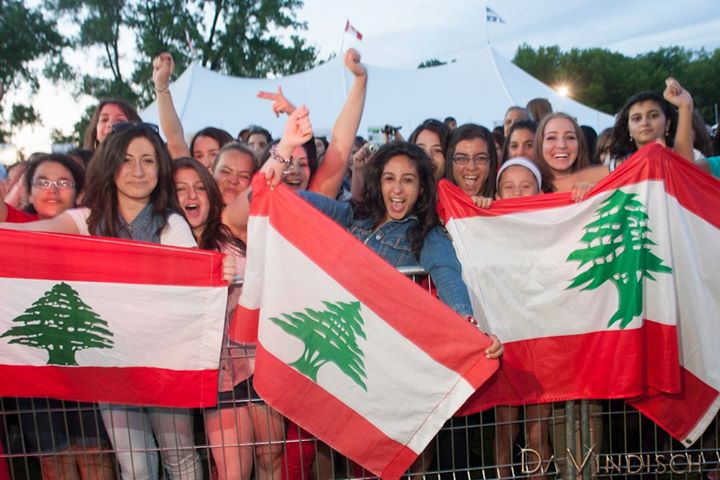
[110,121,161,136]
[452,154,490,166]
[32,179,76,190]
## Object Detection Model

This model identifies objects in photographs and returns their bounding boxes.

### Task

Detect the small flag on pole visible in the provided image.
[486,6,506,23]
[344,19,363,40]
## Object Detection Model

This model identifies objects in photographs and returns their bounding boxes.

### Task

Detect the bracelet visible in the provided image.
[155,85,170,94]
[269,144,291,165]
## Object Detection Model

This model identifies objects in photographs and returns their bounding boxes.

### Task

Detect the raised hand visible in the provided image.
[153,52,175,91]
[344,48,366,77]
[257,86,296,117]
[262,106,314,187]
[663,77,693,109]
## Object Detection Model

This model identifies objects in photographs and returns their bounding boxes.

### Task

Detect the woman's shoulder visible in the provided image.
[162,211,197,247]
[65,207,91,235]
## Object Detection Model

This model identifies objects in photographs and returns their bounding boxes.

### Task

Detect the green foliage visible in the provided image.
[270,300,367,390]
[1,282,115,366]
[566,190,672,329]
[42,0,318,133]
[513,44,720,122]
[0,0,65,139]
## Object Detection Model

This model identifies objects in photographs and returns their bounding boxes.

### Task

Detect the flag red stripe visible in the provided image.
[247,176,498,386]
[254,344,422,480]
[0,229,224,286]
[457,320,680,415]
[629,368,720,446]
[439,144,720,229]
[0,365,219,408]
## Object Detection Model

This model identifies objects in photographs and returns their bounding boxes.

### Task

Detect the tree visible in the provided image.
[2,282,115,365]
[566,190,672,329]
[270,300,367,390]
[46,0,319,133]
[0,0,65,141]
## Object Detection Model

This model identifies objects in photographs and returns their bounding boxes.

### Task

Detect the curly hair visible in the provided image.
[353,141,438,256]
[173,157,245,253]
[84,124,179,238]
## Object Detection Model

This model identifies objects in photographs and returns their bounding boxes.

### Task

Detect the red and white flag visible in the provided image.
[438,144,720,446]
[344,19,363,40]
[0,231,228,407]
[231,176,498,479]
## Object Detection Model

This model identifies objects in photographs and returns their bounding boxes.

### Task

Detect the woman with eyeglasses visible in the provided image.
[1,154,83,223]
[2,124,205,480]
[0,154,120,480]
[444,124,498,208]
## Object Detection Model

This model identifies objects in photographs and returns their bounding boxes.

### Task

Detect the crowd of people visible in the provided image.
[1,47,719,480]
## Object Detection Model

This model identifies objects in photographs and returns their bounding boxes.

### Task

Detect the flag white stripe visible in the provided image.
[447,182,682,342]
[0,279,226,370]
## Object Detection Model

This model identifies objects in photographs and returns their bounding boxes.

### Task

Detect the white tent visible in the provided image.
[140,46,614,140]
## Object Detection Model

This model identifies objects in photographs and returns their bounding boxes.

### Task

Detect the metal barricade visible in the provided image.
[2,273,719,479]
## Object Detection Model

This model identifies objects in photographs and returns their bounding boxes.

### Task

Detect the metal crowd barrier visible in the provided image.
[2,272,718,479]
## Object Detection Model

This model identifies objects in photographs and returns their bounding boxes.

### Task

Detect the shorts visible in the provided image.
[209,376,262,410]
[16,398,110,454]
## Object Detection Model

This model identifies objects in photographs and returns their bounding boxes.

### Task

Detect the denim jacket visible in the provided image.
[299,191,473,316]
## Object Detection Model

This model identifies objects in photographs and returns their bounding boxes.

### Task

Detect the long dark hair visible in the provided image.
[444,123,498,198]
[83,98,140,150]
[408,119,449,151]
[173,157,245,253]
[608,91,677,159]
[353,141,438,255]
[84,124,179,238]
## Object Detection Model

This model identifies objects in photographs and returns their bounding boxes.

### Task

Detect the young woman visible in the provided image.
[501,119,537,164]
[2,124,202,480]
[263,109,504,352]
[259,110,504,479]
[173,157,283,480]
[540,78,698,196]
[191,127,235,169]
[82,98,141,150]
[408,119,449,181]
[1,154,84,223]
[2,154,118,480]
[444,123,498,207]
[212,142,257,207]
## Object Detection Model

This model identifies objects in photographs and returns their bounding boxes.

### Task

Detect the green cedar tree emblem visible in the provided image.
[1,282,114,365]
[566,190,672,329]
[270,300,367,391]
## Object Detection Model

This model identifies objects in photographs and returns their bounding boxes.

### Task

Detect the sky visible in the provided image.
[6,0,720,158]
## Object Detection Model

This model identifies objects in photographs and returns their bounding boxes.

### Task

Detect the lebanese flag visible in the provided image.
[344,19,363,40]
[0,230,227,407]
[231,176,498,479]
[438,143,720,446]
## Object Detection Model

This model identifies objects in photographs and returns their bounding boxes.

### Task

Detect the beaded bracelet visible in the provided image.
[269,144,291,165]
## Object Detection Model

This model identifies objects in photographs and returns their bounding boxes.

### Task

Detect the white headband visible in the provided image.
[497,157,542,190]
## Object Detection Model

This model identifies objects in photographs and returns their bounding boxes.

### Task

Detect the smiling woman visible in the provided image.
[0,124,202,480]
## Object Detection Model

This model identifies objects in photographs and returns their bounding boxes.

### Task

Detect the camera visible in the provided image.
[381,125,402,135]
